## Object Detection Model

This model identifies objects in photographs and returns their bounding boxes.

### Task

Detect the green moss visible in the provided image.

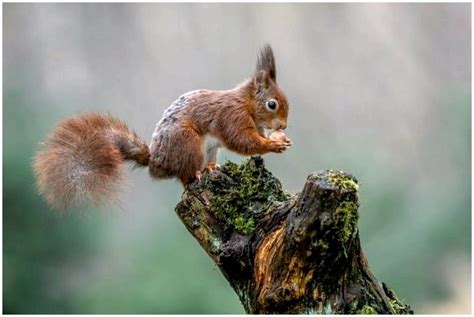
[358,305,377,314]
[333,201,359,243]
[202,157,289,235]
[383,282,413,314]
[322,303,333,314]
[210,237,222,253]
[307,174,322,182]
[308,170,359,193]
[311,239,329,251]
[347,300,359,313]
[327,170,359,191]
[388,292,413,314]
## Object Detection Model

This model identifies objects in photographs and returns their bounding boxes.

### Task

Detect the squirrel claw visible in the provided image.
[195,171,202,182]
[271,140,290,153]
[204,162,220,173]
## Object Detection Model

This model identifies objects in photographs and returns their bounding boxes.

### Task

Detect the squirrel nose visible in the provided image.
[272,120,287,130]
[278,122,287,130]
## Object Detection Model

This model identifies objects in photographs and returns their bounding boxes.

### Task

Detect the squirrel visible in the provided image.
[33,44,292,210]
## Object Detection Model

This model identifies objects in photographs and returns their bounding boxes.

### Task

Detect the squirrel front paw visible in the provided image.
[268,130,292,153]
[269,139,291,153]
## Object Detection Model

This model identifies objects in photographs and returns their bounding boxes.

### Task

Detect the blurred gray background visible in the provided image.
[3,3,470,314]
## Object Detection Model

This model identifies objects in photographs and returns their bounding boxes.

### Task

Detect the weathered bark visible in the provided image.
[175,157,413,314]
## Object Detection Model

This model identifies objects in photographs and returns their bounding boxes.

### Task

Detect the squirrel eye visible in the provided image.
[266,99,278,111]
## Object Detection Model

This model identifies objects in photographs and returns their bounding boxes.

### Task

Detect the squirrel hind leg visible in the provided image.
[180,170,202,187]
[204,161,220,173]
[153,127,204,186]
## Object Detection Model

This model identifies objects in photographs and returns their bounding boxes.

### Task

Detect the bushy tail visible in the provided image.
[33,113,150,210]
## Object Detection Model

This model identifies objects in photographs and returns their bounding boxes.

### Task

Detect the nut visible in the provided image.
[269,130,292,146]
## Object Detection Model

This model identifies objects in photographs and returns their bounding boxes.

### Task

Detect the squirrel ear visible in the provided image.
[254,70,271,90]
[255,44,277,82]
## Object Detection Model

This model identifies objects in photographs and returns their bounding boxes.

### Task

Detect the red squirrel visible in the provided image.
[34,45,292,209]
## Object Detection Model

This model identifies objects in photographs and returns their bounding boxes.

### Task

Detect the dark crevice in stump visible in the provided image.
[175,157,413,314]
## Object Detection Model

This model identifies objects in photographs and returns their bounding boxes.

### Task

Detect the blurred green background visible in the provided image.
[3,3,470,314]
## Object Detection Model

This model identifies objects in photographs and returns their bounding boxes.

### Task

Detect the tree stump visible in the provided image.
[175,157,413,314]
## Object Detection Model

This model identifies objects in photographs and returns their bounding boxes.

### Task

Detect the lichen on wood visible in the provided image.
[175,157,413,314]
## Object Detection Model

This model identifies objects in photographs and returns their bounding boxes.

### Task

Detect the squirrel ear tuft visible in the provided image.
[255,44,276,82]
[254,70,271,90]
